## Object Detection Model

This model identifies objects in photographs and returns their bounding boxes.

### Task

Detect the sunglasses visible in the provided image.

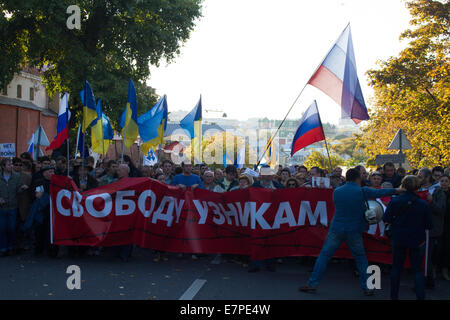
[288,183,297,187]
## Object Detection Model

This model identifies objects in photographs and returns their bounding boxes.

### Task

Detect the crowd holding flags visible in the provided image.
[41,23,369,169]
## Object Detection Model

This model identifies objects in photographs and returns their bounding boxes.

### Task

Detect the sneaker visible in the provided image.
[153,252,161,263]
[299,285,316,293]
[248,266,260,273]
[442,268,450,281]
[425,276,435,289]
[266,265,276,272]
[363,289,375,296]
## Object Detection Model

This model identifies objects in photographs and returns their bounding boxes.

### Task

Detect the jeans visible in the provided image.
[308,231,369,290]
[0,209,17,252]
[390,245,425,300]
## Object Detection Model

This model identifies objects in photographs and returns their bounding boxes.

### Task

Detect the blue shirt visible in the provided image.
[171,174,203,188]
[383,191,433,248]
[330,182,397,233]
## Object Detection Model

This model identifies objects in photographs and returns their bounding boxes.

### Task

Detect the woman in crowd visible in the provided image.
[436,174,450,280]
[230,175,253,191]
[383,175,433,300]
[202,171,225,192]
[285,177,299,188]
[427,173,448,287]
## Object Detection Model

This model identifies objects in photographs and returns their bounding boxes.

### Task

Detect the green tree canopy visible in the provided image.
[0,0,203,128]
[361,0,449,168]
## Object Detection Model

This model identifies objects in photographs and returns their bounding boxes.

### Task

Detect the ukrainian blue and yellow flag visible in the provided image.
[180,96,202,164]
[138,95,168,155]
[119,79,139,148]
[263,136,277,169]
[82,80,97,133]
[91,99,114,155]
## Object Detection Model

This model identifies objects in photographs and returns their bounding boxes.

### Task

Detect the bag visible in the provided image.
[385,198,415,239]
[362,189,378,225]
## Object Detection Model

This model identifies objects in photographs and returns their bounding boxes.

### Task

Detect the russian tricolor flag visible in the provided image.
[47,93,71,151]
[308,24,369,124]
[291,101,325,156]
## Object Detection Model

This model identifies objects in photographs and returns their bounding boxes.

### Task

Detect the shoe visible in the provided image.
[177,253,184,259]
[442,268,450,281]
[266,265,276,272]
[153,253,161,263]
[277,258,283,264]
[248,267,260,273]
[299,285,316,293]
[191,254,198,260]
[364,289,375,296]
[425,276,435,289]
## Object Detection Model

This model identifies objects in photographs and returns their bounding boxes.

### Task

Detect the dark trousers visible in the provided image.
[390,245,425,300]
[35,216,58,257]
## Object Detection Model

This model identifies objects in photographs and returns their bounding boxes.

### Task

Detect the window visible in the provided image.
[29,87,34,101]
[17,84,22,98]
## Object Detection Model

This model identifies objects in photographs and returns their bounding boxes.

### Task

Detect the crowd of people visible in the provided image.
[0,151,449,299]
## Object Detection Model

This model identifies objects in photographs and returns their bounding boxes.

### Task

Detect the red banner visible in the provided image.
[50,175,393,263]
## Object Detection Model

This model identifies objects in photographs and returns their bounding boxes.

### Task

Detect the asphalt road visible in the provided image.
[1,247,450,300]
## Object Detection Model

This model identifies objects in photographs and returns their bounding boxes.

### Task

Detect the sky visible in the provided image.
[148,0,413,124]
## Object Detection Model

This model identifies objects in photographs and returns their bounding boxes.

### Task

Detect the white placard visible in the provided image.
[0,143,16,158]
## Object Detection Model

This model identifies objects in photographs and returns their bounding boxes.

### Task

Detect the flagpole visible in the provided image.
[36,125,42,160]
[121,128,127,164]
[316,105,333,173]
[66,96,70,177]
[256,22,350,167]
[75,124,80,158]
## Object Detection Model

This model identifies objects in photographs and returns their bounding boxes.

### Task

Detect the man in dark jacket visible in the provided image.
[0,158,27,256]
[383,175,433,300]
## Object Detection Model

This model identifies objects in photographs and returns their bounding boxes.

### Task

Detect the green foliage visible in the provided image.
[331,136,369,166]
[303,150,345,170]
[362,0,449,168]
[0,0,203,129]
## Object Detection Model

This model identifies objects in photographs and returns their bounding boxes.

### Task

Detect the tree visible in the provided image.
[303,150,345,170]
[0,0,203,128]
[361,0,449,168]
[331,136,368,166]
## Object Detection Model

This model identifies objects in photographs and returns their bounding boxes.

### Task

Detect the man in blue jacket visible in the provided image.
[299,168,404,296]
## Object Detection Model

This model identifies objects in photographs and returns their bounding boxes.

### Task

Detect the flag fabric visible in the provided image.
[143,148,158,166]
[290,100,326,156]
[75,124,89,159]
[119,79,139,148]
[262,137,277,169]
[308,24,369,124]
[223,150,228,168]
[46,93,71,151]
[28,125,50,150]
[81,81,98,132]
[90,99,112,155]
[180,96,202,164]
[27,132,34,159]
[138,95,168,154]
[234,144,245,169]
